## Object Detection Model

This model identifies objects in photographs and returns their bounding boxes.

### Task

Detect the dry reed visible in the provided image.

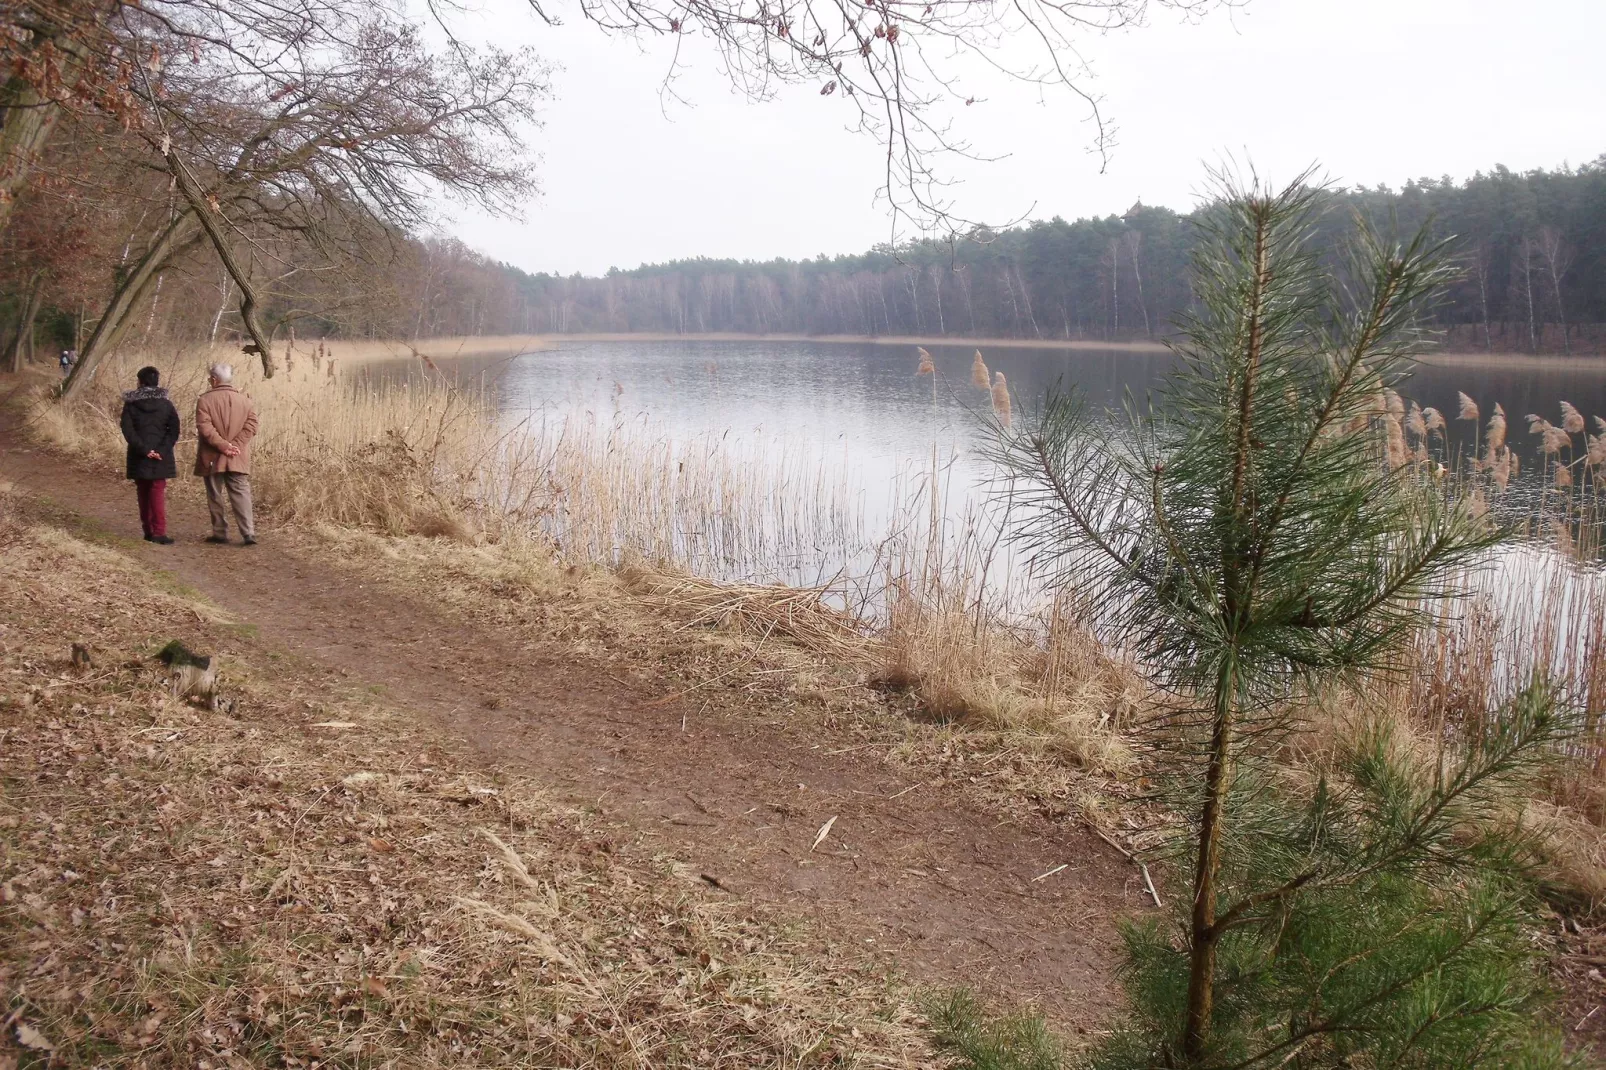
[990,372,1011,429]
[970,350,990,390]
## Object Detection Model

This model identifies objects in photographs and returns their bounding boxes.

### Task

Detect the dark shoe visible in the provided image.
[241,537,258,546]
[150,535,175,545]
[204,535,229,544]
[143,534,154,542]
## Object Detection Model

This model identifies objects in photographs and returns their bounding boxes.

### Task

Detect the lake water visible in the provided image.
[401,338,1606,540]
[366,338,1606,690]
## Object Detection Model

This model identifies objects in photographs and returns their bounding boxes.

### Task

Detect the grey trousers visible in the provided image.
[204,472,255,539]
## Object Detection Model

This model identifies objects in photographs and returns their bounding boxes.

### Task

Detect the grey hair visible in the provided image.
[208,363,234,383]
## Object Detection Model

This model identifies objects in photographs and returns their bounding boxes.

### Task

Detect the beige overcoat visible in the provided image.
[193,385,259,476]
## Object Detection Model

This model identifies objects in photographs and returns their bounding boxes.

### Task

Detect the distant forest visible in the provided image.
[496,159,1605,353]
[9,155,1603,357]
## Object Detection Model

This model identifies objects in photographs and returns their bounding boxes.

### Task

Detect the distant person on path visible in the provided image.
[195,362,259,546]
[59,349,75,376]
[119,366,181,545]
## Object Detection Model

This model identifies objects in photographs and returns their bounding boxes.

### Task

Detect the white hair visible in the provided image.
[209,363,234,383]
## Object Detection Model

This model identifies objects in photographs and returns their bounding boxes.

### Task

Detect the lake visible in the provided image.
[364,338,1606,689]
[393,338,1606,547]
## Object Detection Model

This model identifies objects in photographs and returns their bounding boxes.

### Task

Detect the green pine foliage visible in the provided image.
[986,169,1577,1068]
[1091,681,1575,1069]
[927,990,1065,1070]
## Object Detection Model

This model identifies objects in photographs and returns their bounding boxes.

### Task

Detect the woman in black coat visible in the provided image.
[119,366,181,544]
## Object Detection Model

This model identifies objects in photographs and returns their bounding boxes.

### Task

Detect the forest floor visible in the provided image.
[0,409,1150,1065]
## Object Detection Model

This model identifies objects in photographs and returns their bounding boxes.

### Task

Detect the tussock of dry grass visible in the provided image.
[878,585,1140,777]
[617,562,872,662]
[1293,678,1606,912]
[0,497,928,1067]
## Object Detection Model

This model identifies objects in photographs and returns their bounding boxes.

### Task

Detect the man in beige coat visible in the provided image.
[195,363,260,545]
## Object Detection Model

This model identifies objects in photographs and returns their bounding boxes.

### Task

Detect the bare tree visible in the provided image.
[507,0,1231,236]
[1122,228,1150,336]
[60,5,546,398]
[1469,240,1494,352]
[1515,235,1538,354]
[1535,225,1572,355]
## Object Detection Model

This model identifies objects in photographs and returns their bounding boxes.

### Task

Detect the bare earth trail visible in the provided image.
[0,416,1138,1030]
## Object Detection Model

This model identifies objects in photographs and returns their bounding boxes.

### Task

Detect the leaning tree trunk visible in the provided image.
[59,210,203,400]
[0,77,63,232]
[2,269,46,373]
[164,147,276,377]
[0,13,95,233]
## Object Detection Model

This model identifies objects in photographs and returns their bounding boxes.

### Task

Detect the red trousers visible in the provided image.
[135,479,167,538]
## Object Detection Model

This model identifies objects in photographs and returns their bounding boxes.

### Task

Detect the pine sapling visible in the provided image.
[988,169,1573,1068]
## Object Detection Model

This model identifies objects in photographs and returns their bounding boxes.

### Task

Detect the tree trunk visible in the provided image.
[1110,240,1120,339]
[1181,661,1237,1063]
[1545,259,1570,356]
[60,210,203,400]
[164,148,276,376]
[209,270,234,344]
[1520,240,1538,354]
[1014,265,1042,339]
[1128,233,1153,337]
[0,76,63,231]
[1474,255,1492,353]
[142,272,165,342]
[0,7,102,231]
[2,269,45,373]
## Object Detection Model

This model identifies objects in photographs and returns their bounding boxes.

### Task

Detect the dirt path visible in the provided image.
[0,417,1139,1027]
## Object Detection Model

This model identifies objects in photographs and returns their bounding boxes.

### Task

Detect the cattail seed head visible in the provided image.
[970,350,990,389]
[1556,463,1574,488]
[1385,415,1406,468]
[1492,449,1511,491]
[916,346,934,376]
[1456,391,1479,421]
[1560,401,1585,435]
[1384,389,1405,419]
[1486,410,1507,452]
[991,371,1011,428]
[1422,407,1446,434]
[1405,401,1426,439]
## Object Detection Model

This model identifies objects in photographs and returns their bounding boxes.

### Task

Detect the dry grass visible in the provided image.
[0,489,929,1068]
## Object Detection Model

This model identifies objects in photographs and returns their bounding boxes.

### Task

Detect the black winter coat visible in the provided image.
[120,387,181,481]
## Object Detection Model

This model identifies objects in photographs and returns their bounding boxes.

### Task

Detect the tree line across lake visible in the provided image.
[5,152,1603,361]
[507,158,1606,352]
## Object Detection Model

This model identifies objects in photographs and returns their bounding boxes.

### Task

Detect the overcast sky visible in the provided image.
[442,0,1606,277]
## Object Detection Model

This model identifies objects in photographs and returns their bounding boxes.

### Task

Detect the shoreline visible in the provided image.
[403,332,1606,364]
[1415,349,1606,369]
[533,332,1173,353]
